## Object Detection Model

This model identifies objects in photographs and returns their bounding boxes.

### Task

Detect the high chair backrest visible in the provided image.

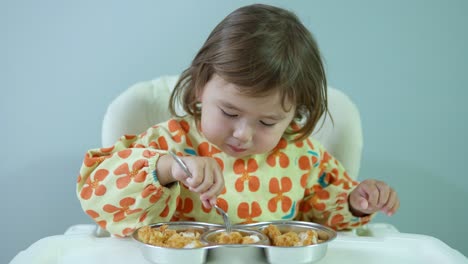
[102,75,363,179]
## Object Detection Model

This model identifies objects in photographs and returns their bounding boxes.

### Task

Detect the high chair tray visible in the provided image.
[10,227,467,264]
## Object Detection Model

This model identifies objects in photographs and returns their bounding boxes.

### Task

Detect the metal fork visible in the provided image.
[213,204,232,233]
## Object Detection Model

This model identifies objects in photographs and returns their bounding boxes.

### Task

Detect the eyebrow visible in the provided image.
[220,101,286,120]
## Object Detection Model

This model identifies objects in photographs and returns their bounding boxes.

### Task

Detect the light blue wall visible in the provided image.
[3,0,467,262]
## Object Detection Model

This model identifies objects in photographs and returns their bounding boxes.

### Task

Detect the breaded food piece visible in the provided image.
[241,235,261,244]
[137,226,166,247]
[262,224,320,247]
[262,224,281,239]
[273,231,300,247]
[213,231,260,244]
[298,230,318,246]
[137,224,204,248]
[215,231,243,244]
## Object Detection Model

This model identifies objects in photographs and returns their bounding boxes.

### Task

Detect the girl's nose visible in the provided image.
[233,121,253,144]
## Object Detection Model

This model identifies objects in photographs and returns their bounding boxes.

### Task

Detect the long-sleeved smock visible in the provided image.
[77,116,371,237]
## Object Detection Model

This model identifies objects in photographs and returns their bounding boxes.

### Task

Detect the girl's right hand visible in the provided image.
[170,156,224,209]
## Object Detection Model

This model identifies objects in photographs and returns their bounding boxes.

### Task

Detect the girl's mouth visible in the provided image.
[227,144,247,153]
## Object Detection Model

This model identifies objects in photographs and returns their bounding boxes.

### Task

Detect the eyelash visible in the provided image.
[260,121,275,127]
[220,109,276,127]
[221,109,237,118]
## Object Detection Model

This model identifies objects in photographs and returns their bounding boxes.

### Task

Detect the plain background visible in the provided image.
[3,0,467,262]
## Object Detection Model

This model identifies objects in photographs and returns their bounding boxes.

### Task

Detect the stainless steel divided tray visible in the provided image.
[132,221,336,264]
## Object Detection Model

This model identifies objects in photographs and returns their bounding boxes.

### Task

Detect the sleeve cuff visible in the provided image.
[147,154,179,190]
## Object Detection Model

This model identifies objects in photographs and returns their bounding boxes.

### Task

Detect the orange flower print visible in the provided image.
[298,156,311,188]
[80,169,109,200]
[139,211,148,223]
[215,198,228,213]
[168,120,193,147]
[83,152,109,167]
[298,187,314,214]
[330,214,344,227]
[160,196,171,218]
[335,192,348,211]
[129,142,145,148]
[300,184,329,214]
[103,197,142,222]
[118,149,132,159]
[298,154,318,171]
[198,142,224,170]
[317,152,357,191]
[290,121,301,132]
[100,146,114,153]
[114,159,148,189]
[294,140,304,148]
[325,168,357,190]
[233,159,260,192]
[313,184,330,201]
[202,197,228,214]
[298,153,319,188]
[143,150,157,158]
[266,138,289,168]
[173,197,195,221]
[122,228,135,237]
[299,195,328,222]
[317,151,331,172]
[149,136,169,150]
[141,185,163,203]
[85,210,107,229]
[298,197,312,214]
[124,135,137,140]
[237,201,262,224]
[268,177,293,213]
[306,139,316,149]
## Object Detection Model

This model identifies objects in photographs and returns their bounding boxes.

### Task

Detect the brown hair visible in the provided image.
[169,4,328,141]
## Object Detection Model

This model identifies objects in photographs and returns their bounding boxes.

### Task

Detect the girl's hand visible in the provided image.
[170,156,224,209]
[349,179,400,216]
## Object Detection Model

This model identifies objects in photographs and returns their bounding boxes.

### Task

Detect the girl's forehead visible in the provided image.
[205,74,280,97]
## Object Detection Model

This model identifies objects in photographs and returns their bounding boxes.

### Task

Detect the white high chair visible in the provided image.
[101,75,364,180]
[15,76,467,264]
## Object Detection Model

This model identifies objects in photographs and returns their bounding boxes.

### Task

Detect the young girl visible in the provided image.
[77,4,399,237]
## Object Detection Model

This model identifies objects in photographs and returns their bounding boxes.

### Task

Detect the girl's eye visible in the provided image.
[221,109,237,118]
[260,121,276,127]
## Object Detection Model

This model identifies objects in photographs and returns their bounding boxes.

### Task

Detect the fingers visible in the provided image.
[171,156,225,208]
[351,179,399,216]
[357,196,369,210]
[201,199,211,209]
[375,181,390,209]
[200,166,224,202]
[352,179,377,211]
[189,163,213,193]
[170,156,192,182]
[382,189,400,216]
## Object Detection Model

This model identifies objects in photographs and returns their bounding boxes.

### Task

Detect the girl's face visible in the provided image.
[199,74,296,158]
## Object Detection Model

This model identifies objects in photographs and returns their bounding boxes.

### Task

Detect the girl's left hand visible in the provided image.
[349,179,400,216]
